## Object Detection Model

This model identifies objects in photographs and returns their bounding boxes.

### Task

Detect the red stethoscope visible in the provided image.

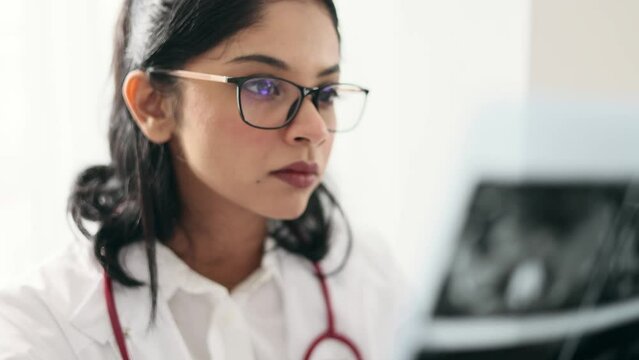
[104,262,363,360]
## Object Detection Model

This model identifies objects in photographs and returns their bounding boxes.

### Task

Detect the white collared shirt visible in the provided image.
[154,239,287,360]
[0,226,408,360]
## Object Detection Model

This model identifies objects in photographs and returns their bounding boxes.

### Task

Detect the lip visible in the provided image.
[270,161,319,188]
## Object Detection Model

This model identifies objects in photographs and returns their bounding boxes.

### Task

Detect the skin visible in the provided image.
[123,1,340,290]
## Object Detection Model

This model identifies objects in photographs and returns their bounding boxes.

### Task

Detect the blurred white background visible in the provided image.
[0,0,638,310]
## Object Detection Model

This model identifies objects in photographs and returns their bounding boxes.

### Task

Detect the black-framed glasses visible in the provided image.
[146,67,369,132]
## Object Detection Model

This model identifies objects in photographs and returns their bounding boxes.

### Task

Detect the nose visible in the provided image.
[284,97,330,146]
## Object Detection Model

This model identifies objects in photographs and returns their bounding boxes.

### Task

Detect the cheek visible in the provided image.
[180,84,235,134]
[323,135,335,161]
[177,89,275,180]
[315,135,335,173]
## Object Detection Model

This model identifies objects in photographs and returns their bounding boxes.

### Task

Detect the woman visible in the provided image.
[0,0,405,359]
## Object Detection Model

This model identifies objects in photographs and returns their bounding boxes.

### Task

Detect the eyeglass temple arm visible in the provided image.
[147,68,230,84]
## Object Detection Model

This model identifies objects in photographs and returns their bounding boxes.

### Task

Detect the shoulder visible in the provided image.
[351,224,409,316]
[352,226,404,284]
[0,240,101,359]
[324,218,407,296]
[313,215,410,318]
[0,239,102,316]
[329,222,410,358]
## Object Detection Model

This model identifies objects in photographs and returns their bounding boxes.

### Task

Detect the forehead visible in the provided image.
[192,1,340,77]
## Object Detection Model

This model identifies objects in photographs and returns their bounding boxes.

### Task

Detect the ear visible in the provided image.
[122,70,177,144]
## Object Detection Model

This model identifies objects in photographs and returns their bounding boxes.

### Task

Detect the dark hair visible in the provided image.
[68,0,348,320]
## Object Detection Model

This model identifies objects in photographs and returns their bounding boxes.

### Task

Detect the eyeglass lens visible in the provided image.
[239,77,366,131]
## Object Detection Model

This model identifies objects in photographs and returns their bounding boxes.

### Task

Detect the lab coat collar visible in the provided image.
[68,273,111,347]
[65,239,134,356]
[69,241,194,359]
[66,240,175,357]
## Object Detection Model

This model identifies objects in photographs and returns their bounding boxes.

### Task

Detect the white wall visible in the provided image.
[395,0,531,299]
[530,0,639,99]
[329,0,402,266]
[0,1,117,286]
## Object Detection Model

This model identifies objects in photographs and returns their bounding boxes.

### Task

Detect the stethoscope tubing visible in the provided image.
[104,272,131,360]
[303,262,363,360]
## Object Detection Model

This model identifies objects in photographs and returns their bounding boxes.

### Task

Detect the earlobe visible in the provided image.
[122,70,176,144]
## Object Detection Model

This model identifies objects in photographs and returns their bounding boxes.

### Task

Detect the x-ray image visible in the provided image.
[417,181,639,360]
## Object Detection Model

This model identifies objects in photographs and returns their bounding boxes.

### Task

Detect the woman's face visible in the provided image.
[169,1,340,220]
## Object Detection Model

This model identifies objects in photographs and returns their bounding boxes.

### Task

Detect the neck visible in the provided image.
[167,190,268,291]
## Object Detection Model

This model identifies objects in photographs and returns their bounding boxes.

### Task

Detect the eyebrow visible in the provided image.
[227,53,340,78]
[317,64,340,77]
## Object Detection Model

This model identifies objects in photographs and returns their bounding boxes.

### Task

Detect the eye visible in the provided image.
[317,85,339,105]
[243,78,281,98]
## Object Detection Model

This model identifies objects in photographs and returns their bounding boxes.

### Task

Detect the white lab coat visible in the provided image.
[0,226,406,360]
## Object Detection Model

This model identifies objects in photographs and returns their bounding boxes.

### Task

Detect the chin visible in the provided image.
[259,196,311,221]
[267,205,308,220]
